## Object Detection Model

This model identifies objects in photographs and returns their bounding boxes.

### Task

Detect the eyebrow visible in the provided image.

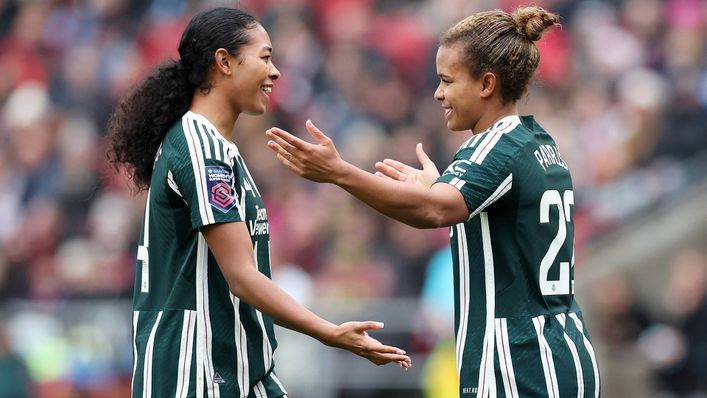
[438,73,451,79]
[262,45,272,53]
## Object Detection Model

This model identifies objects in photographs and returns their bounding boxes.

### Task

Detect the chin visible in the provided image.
[244,107,267,116]
[447,122,467,132]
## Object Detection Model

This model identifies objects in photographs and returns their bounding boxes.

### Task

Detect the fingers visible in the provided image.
[375,161,404,181]
[353,323,408,357]
[416,143,435,168]
[368,352,412,367]
[369,343,406,355]
[266,138,293,163]
[397,361,411,369]
[374,171,395,180]
[366,349,412,368]
[353,321,385,333]
[266,127,309,151]
[266,129,300,155]
[305,120,329,145]
[275,153,302,174]
[337,321,413,369]
[267,140,304,175]
[383,158,415,174]
[375,159,419,181]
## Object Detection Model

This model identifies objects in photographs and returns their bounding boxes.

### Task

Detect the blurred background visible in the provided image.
[0,0,706,397]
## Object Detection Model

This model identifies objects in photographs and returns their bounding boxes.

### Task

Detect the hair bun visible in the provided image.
[512,6,560,42]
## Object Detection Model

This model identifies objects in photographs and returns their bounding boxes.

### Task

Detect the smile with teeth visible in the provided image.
[261,86,272,93]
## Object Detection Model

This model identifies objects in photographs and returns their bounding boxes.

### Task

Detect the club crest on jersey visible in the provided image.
[205,165,237,213]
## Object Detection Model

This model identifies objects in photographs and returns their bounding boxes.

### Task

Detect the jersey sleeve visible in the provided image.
[436,133,516,220]
[169,135,244,229]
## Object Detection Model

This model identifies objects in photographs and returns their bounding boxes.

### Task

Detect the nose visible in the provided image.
[434,83,444,101]
[270,63,280,80]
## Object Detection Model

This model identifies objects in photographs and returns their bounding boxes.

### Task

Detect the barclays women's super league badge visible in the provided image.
[205,165,237,213]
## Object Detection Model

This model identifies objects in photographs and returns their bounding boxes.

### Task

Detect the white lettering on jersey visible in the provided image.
[534,145,568,172]
[248,205,269,236]
[444,159,473,177]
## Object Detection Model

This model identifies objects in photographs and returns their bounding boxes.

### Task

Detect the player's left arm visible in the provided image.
[202,221,411,368]
[266,121,468,228]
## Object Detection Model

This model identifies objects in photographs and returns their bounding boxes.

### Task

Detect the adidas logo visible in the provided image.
[213,372,225,384]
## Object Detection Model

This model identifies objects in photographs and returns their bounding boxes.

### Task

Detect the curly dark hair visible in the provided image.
[107,7,258,190]
[441,6,560,104]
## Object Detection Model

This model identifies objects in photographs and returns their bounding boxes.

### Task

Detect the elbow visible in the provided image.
[226,277,245,298]
[403,189,467,228]
[223,267,253,299]
[412,202,467,229]
[412,208,450,229]
[229,281,245,298]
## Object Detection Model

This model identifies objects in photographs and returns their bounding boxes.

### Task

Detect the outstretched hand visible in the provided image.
[266,120,346,184]
[322,321,412,369]
[374,143,440,188]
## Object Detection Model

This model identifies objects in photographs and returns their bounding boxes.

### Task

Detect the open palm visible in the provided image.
[374,143,440,188]
[323,321,412,368]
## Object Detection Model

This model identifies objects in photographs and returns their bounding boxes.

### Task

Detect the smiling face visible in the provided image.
[228,24,280,115]
[434,44,485,132]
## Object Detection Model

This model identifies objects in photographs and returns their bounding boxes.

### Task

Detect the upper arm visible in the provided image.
[426,182,469,227]
[436,136,516,221]
[170,132,244,229]
[201,221,256,289]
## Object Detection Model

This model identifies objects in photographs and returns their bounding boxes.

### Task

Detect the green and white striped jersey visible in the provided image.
[132,111,286,398]
[436,115,600,398]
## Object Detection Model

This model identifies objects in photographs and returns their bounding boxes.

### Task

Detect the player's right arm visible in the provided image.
[201,222,411,368]
[266,121,469,228]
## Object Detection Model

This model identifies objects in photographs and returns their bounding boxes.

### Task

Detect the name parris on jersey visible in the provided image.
[534,144,568,172]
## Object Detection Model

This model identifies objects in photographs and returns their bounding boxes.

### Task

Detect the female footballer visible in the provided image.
[267,6,600,397]
[108,7,410,398]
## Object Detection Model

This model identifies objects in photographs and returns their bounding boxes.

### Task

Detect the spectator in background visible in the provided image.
[0,0,705,395]
[645,248,707,395]
[588,273,652,398]
[0,0,703,304]
[0,327,31,398]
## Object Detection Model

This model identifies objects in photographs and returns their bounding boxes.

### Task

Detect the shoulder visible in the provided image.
[163,111,237,165]
[482,116,553,156]
[499,115,542,148]
[506,116,563,159]
[161,113,190,156]
[454,115,532,166]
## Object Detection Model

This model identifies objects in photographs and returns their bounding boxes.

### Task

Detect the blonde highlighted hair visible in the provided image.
[441,6,560,103]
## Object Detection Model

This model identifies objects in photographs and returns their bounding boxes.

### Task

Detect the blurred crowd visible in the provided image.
[0,0,706,397]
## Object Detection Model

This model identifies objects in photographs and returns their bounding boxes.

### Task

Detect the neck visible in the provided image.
[472,102,518,134]
[190,89,240,141]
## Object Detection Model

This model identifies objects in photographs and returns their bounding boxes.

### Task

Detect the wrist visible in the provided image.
[331,160,355,186]
[312,319,338,346]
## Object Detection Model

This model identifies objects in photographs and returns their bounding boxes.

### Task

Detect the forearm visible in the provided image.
[202,222,411,368]
[228,266,335,344]
[334,162,446,228]
[265,124,466,227]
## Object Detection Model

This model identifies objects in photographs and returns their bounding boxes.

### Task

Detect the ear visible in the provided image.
[214,48,232,75]
[479,72,497,99]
